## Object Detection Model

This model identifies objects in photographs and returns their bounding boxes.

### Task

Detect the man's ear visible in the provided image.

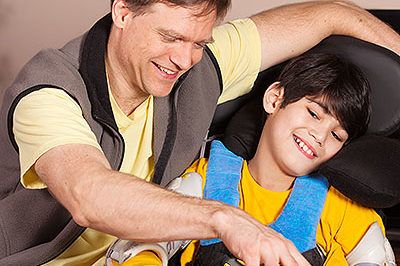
[112,0,131,29]
[263,82,284,114]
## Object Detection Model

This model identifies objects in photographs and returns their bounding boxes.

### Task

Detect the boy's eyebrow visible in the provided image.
[156,28,215,44]
[307,98,333,116]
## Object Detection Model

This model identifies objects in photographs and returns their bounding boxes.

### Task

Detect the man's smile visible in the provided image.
[152,62,178,79]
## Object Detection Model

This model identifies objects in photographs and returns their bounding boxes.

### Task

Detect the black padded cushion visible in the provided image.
[318,135,400,208]
[221,35,400,208]
[306,36,400,136]
[222,96,265,161]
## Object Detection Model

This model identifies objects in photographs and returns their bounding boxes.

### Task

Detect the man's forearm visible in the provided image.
[35,144,221,242]
[251,1,400,71]
[77,168,224,242]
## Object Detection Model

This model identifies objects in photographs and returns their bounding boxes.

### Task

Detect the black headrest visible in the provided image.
[221,35,400,208]
[307,36,400,136]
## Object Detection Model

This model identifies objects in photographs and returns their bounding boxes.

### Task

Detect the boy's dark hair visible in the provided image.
[110,0,231,20]
[277,53,371,142]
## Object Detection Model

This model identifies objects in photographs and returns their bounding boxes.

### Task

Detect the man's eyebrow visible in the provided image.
[156,28,214,44]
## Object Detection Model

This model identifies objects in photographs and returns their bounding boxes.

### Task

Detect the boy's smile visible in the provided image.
[293,134,317,159]
[249,83,349,190]
[266,97,347,177]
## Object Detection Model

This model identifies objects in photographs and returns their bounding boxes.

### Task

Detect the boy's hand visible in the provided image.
[212,205,311,266]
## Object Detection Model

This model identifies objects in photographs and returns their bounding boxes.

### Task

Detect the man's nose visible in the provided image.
[170,43,202,71]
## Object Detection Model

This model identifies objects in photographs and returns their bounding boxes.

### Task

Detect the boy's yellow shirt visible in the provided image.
[123,158,384,266]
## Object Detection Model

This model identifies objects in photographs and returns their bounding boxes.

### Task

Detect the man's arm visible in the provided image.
[35,144,309,265]
[251,1,400,71]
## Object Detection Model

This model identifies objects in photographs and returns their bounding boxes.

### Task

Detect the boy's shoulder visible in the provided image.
[325,186,366,214]
[323,186,382,229]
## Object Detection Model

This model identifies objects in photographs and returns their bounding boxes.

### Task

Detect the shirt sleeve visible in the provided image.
[180,158,209,265]
[324,188,385,256]
[13,88,102,189]
[183,158,209,189]
[121,251,162,265]
[208,18,262,104]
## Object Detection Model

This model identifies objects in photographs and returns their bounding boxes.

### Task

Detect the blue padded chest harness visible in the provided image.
[201,140,329,253]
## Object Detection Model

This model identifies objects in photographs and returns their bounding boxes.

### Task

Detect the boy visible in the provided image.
[106,53,396,265]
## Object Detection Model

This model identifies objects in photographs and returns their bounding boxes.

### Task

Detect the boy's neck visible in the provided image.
[248,150,296,192]
[247,158,295,192]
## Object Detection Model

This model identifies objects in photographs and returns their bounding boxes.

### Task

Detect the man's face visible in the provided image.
[262,97,349,178]
[112,2,217,97]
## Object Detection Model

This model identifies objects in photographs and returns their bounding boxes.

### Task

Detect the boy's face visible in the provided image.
[261,84,349,178]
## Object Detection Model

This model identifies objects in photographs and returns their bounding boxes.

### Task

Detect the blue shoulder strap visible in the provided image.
[201,140,243,246]
[200,140,329,253]
[270,174,328,253]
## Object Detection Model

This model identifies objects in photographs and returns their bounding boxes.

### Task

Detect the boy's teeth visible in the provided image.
[294,137,314,157]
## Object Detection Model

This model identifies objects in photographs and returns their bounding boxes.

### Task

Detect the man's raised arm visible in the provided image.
[251,1,400,71]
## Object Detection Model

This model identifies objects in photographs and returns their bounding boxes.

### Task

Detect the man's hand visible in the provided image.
[212,205,311,266]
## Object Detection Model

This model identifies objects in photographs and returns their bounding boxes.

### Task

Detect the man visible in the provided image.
[0,0,399,265]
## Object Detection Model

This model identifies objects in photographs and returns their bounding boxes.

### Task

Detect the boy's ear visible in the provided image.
[263,82,284,114]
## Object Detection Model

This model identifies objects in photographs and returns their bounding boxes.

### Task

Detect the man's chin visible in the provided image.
[149,86,175,98]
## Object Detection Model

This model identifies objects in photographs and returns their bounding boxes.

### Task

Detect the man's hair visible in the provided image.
[110,0,231,20]
[277,53,371,142]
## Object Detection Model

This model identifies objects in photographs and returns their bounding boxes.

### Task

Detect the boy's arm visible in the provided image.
[326,189,394,264]
[346,222,396,265]
[251,1,400,71]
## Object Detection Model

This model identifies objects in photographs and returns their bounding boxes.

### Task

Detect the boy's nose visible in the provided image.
[309,128,327,147]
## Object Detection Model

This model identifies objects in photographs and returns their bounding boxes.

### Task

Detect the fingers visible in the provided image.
[215,207,310,266]
[259,236,295,266]
[284,240,311,266]
[234,225,310,266]
[235,230,303,266]
[259,234,311,266]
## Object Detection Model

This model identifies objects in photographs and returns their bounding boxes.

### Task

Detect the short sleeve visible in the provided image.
[321,188,384,258]
[13,88,102,188]
[208,18,262,104]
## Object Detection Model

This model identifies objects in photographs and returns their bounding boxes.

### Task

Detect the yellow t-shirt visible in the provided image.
[12,18,261,265]
[116,158,384,265]
[179,159,384,266]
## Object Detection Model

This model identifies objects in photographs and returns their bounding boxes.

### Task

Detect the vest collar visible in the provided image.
[79,13,118,132]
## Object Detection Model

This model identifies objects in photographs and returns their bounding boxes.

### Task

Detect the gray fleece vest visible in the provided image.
[0,14,222,265]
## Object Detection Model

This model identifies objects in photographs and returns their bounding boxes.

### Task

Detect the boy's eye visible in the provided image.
[331,131,343,142]
[307,108,319,120]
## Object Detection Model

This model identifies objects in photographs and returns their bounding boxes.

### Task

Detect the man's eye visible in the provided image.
[331,131,342,142]
[159,33,177,42]
[307,108,319,119]
[194,42,206,49]
[162,36,176,42]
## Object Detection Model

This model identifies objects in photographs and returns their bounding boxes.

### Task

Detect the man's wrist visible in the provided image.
[207,203,235,240]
